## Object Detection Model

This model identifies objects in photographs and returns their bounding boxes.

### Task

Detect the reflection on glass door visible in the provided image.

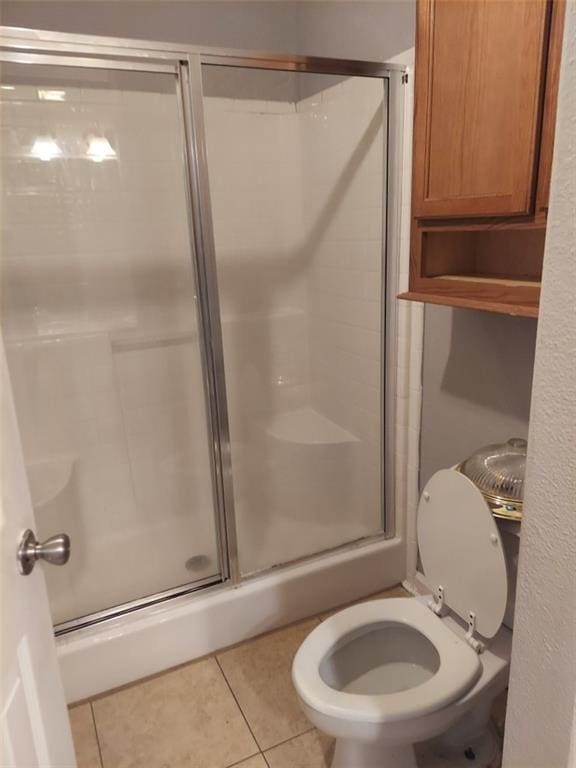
[202,66,387,575]
[0,62,222,626]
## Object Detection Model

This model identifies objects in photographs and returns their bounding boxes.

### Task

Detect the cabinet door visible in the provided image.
[536,0,566,215]
[412,0,550,219]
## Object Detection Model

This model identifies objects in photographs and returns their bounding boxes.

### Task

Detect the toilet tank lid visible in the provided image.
[417,469,508,639]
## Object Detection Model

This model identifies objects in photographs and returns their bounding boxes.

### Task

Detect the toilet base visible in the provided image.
[330,724,498,768]
[331,739,418,768]
[417,722,499,768]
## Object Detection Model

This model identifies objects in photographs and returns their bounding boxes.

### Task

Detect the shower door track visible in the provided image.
[54,576,224,637]
[0,25,406,635]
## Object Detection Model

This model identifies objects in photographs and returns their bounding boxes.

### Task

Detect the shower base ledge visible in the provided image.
[57,536,404,703]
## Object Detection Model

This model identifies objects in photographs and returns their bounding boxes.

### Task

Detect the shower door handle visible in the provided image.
[17,528,71,575]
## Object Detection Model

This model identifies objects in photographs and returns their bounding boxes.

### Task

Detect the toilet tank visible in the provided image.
[495,518,520,629]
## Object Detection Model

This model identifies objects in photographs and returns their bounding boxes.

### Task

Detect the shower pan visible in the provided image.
[0,26,406,697]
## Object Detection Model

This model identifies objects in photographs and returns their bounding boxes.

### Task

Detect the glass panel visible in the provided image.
[202,66,386,575]
[0,63,222,625]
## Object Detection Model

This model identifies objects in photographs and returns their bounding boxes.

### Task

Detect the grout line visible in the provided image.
[225,752,265,768]
[214,615,319,660]
[89,702,105,768]
[216,654,315,759]
[263,726,315,754]
[215,655,263,752]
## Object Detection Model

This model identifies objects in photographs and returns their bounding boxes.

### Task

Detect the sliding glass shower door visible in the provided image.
[202,66,387,575]
[0,60,223,627]
[0,26,397,629]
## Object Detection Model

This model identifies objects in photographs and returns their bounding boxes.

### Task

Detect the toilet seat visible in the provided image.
[418,469,508,639]
[292,598,482,724]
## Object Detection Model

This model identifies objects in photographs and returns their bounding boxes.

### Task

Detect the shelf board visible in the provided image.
[397,290,539,318]
[417,217,547,232]
[437,274,541,288]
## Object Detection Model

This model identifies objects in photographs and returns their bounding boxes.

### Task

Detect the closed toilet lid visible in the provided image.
[417,469,508,638]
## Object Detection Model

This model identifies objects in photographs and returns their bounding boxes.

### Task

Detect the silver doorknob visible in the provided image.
[17,528,71,575]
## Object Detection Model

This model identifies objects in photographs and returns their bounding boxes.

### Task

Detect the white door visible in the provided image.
[1,344,76,767]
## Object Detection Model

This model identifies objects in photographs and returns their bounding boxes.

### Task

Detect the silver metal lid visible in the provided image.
[459,438,527,509]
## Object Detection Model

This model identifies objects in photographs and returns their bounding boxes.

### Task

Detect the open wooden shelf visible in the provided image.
[398,289,539,318]
[401,226,544,317]
[436,275,541,287]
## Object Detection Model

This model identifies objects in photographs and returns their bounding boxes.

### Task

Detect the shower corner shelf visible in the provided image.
[110,329,197,353]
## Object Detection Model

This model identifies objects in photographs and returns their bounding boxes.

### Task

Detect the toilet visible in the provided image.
[292,469,517,767]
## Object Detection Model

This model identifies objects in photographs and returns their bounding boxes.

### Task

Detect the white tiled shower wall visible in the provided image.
[203,73,307,427]
[204,72,393,574]
[300,66,422,576]
[300,77,384,528]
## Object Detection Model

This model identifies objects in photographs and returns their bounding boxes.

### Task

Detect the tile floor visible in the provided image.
[69,586,507,768]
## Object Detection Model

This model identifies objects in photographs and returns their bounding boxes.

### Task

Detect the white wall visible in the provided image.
[0,0,414,62]
[502,2,576,764]
[296,1,414,61]
[419,308,537,485]
[0,0,300,52]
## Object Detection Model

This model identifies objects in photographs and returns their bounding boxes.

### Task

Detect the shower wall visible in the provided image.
[301,77,384,532]
[203,70,385,574]
[204,69,306,421]
[204,71,307,575]
[0,69,220,624]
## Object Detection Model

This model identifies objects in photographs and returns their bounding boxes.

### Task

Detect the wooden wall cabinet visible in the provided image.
[400,0,566,318]
[536,0,566,215]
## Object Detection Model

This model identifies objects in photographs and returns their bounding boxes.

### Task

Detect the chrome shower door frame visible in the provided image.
[0,25,407,626]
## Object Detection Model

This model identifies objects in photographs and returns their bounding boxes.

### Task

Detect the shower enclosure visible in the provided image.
[0,27,404,637]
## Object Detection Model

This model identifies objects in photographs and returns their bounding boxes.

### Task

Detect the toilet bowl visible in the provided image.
[292,469,514,767]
